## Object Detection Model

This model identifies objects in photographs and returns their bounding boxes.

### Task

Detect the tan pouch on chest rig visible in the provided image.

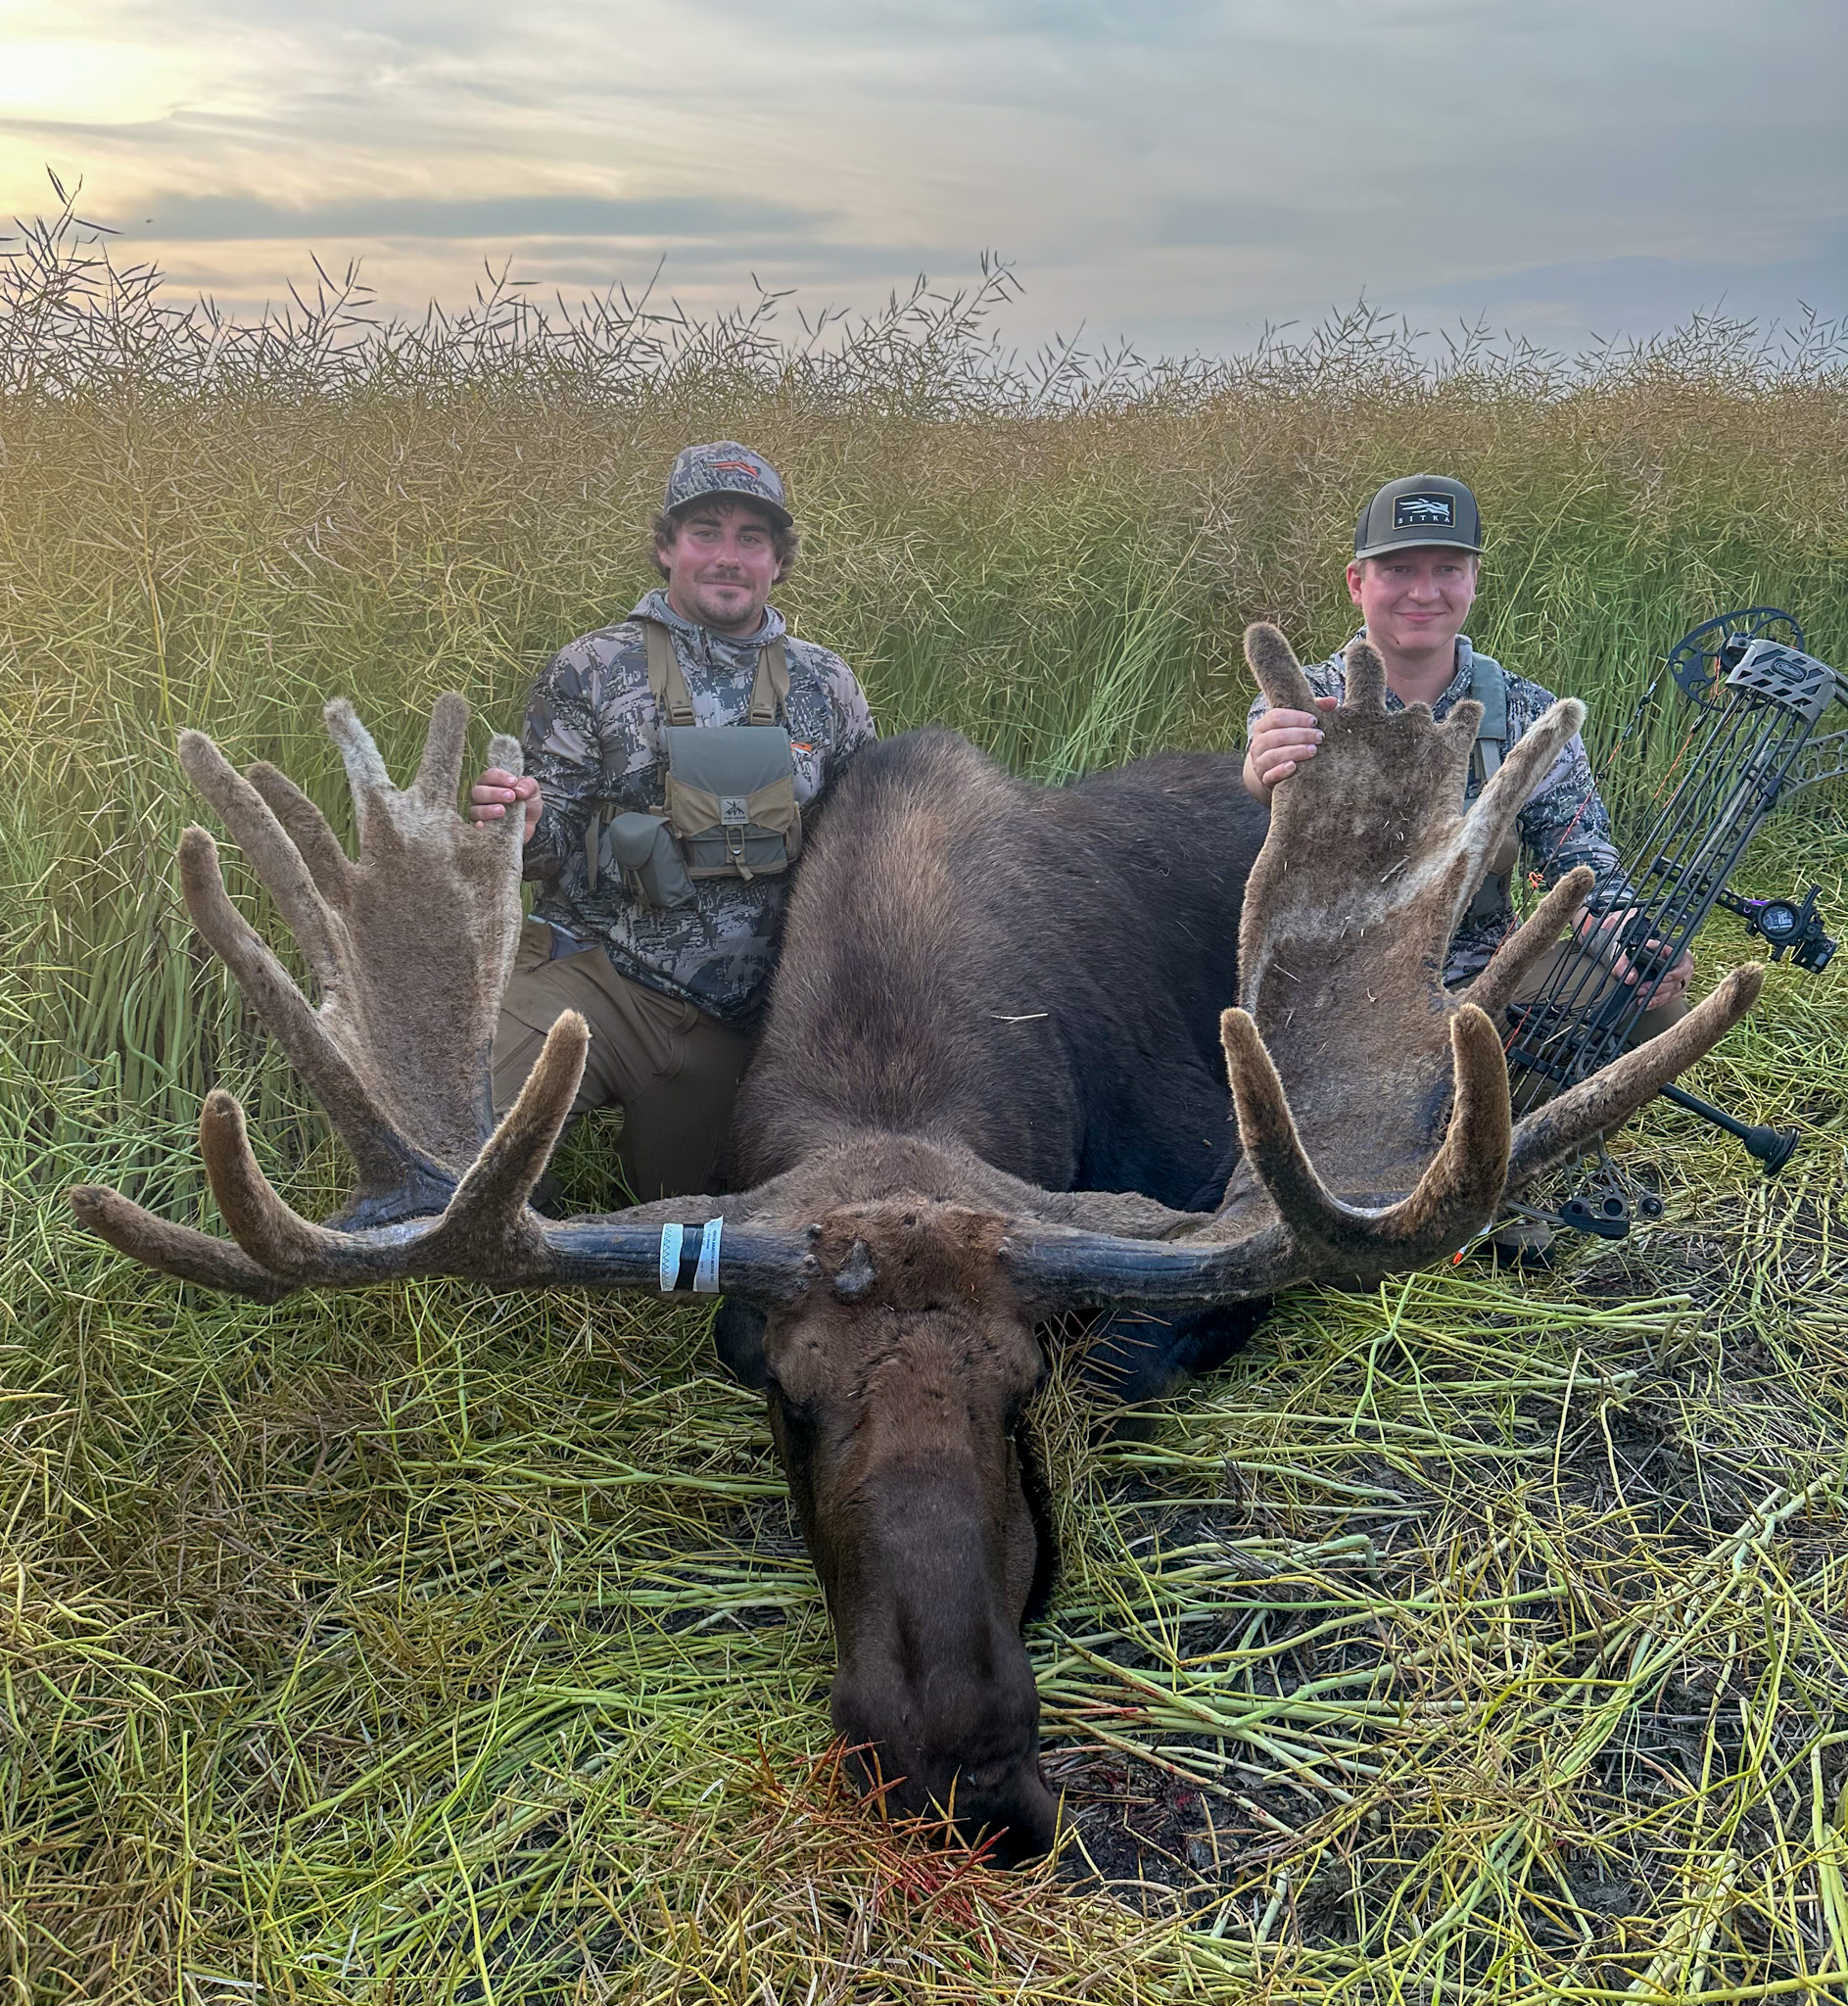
[649,620,802,883]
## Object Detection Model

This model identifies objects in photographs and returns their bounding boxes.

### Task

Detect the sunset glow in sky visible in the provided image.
[2,0,1842,355]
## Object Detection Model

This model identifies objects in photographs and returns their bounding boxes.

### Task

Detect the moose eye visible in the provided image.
[769,1382,821,1430]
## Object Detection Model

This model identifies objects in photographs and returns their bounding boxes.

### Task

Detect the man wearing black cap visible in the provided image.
[1244,472,1692,1034]
[468,443,876,1199]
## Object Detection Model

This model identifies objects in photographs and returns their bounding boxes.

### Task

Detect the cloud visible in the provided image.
[112,192,833,244]
[1152,198,1371,252]
[1395,225,1848,347]
[0,0,1841,357]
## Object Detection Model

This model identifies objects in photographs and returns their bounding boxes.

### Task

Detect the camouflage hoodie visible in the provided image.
[522,589,877,1024]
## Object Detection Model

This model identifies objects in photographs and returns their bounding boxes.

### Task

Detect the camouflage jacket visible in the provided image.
[522,589,877,1024]
[1247,635,1635,983]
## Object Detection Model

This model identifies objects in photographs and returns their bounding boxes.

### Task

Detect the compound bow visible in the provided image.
[1500,606,1841,1240]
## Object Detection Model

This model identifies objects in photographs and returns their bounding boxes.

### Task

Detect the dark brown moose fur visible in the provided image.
[69,624,1766,1865]
[733,725,1266,1203]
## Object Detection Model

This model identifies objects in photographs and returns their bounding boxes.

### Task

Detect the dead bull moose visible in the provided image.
[71,624,1762,1863]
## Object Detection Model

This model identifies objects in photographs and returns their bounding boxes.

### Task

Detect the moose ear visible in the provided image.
[711,1300,770,1389]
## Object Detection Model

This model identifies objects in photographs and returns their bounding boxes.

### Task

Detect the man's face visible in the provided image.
[657,499,784,636]
[1347,548,1479,669]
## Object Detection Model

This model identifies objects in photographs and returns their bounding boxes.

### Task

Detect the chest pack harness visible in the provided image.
[1466,652,1518,925]
[583,620,803,909]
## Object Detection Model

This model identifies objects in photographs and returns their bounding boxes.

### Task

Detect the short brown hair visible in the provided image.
[651,497,800,582]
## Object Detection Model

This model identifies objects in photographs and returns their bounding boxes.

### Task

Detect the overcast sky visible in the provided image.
[2,0,1842,358]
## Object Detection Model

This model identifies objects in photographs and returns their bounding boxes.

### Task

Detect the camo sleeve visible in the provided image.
[829,659,877,756]
[1513,728,1636,912]
[519,629,634,884]
[786,638,877,761]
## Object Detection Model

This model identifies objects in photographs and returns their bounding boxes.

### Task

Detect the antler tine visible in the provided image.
[1244,621,1316,713]
[176,826,448,1202]
[1508,964,1765,1190]
[323,695,393,821]
[200,1088,345,1278]
[244,763,355,905]
[66,1182,298,1304]
[486,732,524,796]
[420,1014,587,1267]
[1219,1002,1511,1277]
[1341,636,1388,714]
[1462,697,1586,835]
[178,733,343,990]
[1445,697,1585,906]
[413,691,471,807]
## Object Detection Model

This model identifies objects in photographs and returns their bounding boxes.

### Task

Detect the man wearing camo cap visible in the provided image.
[1244,472,1690,1012]
[470,443,876,1199]
[1243,475,1694,1256]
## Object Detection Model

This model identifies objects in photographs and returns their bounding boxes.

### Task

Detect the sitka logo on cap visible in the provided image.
[711,459,762,474]
[1395,493,1456,529]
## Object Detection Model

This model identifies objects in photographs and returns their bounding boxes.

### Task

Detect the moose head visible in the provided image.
[70,625,1762,1861]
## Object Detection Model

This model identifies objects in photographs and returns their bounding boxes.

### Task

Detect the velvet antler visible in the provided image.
[70,651,1763,1316]
[1001,625,1762,1306]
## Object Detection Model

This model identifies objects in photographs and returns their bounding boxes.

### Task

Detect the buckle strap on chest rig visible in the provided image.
[1466,652,1517,924]
[642,618,788,727]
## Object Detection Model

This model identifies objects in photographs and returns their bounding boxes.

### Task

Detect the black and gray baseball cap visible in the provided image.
[663,442,792,529]
[1353,474,1483,560]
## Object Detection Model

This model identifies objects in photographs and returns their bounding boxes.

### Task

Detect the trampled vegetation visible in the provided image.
[5,196,1848,2000]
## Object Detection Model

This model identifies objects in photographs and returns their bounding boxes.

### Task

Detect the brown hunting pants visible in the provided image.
[491,922,754,1201]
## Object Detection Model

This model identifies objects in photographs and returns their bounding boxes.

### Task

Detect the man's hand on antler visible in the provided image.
[470,765,542,840]
[1243,694,1340,803]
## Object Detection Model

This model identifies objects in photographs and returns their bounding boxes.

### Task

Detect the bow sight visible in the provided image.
[1715,885,1835,974]
[1502,605,1843,1241]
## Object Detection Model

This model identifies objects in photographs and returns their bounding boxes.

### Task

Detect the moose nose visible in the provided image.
[832,1648,1058,1863]
[835,1729,1059,1863]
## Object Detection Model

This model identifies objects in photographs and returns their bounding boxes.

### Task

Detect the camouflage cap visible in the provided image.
[663,442,793,530]
[1354,474,1483,560]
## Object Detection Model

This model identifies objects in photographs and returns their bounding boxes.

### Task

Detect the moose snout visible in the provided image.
[790,1412,1063,1864]
[831,1658,1059,1863]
